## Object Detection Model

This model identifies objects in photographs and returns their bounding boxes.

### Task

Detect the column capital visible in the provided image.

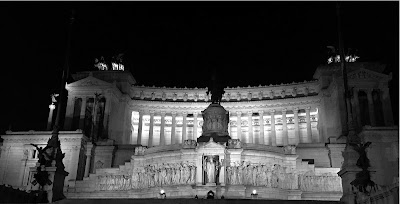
[49,104,56,110]
[182,112,188,116]
[269,109,275,114]
[193,112,198,116]
[160,111,166,116]
[247,111,253,116]
[282,108,287,113]
[305,106,311,110]
[293,107,299,111]
[171,111,177,116]
[258,110,264,115]
[149,111,155,116]
[236,111,242,116]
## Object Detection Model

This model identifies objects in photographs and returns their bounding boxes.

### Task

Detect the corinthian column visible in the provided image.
[366,89,376,126]
[236,112,242,141]
[160,112,166,145]
[306,107,312,143]
[293,107,300,144]
[171,112,176,144]
[102,95,111,138]
[270,110,276,146]
[248,111,253,144]
[64,96,75,130]
[148,112,154,147]
[380,88,394,126]
[137,111,143,145]
[182,112,187,142]
[258,110,264,145]
[353,88,361,128]
[282,109,288,146]
[79,97,87,130]
[193,112,198,140]
[47,104,56,130]
[84,143,93,177]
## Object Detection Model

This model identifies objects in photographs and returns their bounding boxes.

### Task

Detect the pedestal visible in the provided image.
[338,166,362,204]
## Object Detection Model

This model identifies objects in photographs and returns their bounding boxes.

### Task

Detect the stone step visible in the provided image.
[56,198,342,204]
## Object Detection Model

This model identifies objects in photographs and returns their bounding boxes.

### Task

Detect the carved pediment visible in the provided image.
[347,68,391,81]
[67,76,113,89]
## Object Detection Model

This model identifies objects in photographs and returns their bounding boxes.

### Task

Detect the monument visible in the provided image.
[197,68,231,144]
[0,60,397,202]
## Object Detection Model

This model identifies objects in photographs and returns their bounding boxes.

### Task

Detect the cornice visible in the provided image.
[130,81,320,103]
[129,95,321,113]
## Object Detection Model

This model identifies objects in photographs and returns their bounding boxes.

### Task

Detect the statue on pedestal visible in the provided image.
[203,155,219,184]
[207,69,224,105]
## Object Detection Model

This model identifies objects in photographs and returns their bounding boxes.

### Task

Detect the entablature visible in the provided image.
[129,95,321,115]
[130,80,320,103]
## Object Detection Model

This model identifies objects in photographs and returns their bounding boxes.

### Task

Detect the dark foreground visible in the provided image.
[55,199,342,204]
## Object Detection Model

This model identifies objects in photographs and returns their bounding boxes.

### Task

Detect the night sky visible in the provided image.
[0,2,398,134]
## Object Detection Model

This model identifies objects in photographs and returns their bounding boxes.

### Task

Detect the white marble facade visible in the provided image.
[0,62,396,201]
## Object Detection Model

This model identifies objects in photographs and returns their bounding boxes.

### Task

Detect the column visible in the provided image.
[236,112,242,141]
[171,112,177,144]
[306,107,312,143]
[193,112,198,140]
[160,112,166,145]
[282,109,288,146]
[47,104,56,130]
[270,110,276,146]
[380,88,394,126]
[293,107,300,144]
[148,111,154,147]
[248,111,253,143]
[79,97,87,129]
[125,109,133,144]
[366,89,376,126]
[84,143,93,177]
[182,112,187,142]
[102,95,111,138]
[258,110,265,145]
[352,88,361,128]
[137,111,143,145]
[229,112,233,136]
[63,96,75,130]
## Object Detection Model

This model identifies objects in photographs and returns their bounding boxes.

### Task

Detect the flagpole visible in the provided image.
[53,10,75,135]
[336,3,355,141]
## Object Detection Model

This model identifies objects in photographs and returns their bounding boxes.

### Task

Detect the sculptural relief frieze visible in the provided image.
[96,162,196,191]
[225,162,342,192]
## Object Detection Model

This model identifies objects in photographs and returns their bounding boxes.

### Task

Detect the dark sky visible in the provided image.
[0,2,398,133]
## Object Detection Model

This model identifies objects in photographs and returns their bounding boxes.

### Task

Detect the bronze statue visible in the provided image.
[30,144,53,167]
[349,141,378,195]
[207,69,224,104]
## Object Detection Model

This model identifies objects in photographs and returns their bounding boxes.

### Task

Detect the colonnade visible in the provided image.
[352,88,394,127]
[61,95,111,132]
[133,107,319,147]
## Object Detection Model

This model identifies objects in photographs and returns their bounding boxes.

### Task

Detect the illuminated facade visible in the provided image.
[0,62,397,201]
